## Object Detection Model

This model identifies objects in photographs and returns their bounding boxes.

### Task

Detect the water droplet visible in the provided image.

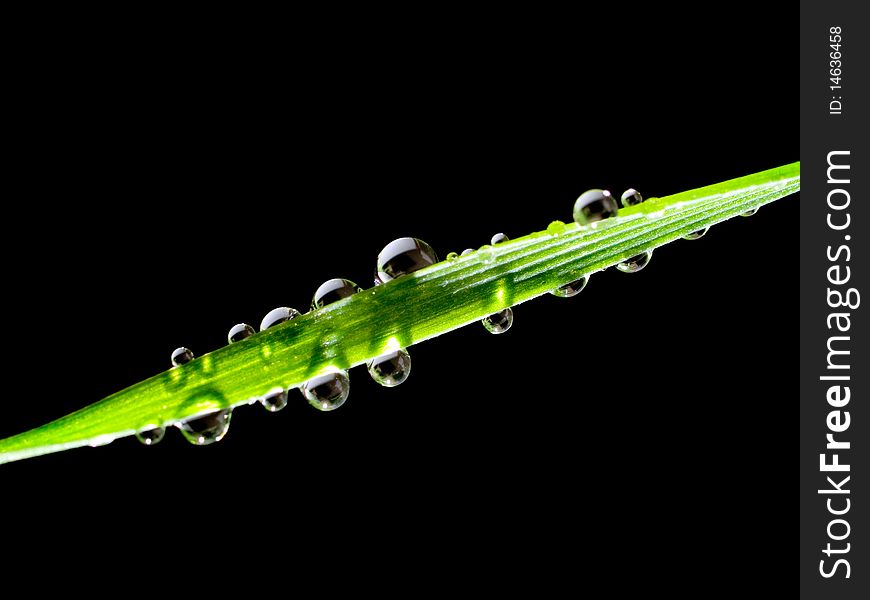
[312,278,362,310]
[136,426,165,446]
[547,220,567,236]
[615,250,653,273]
[573,189,618,225]
[461,248,474,256]
[482,308,513,334]
[171,347,194,367]
[260,307,300,331]
[491,232,509,245]
[683,227,709,241]
[375,237,438,283]
[620,188,643,207]
[228,323,255,344]
[551,275,589,298]
[741,207,759,217]
[446,252,459,262]
[301,371,350,411]
[367,349,411,387]
[260,387,289,412]
[176,409,233,445]
[479,244,495,264]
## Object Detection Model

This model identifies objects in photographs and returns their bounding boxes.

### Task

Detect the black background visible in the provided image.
[4,11,796,586]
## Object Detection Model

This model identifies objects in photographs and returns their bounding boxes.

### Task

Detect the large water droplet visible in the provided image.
[375,237,438,284]
[573,189,618,225]
[228,323,255,344]
[260,388,289,412]
[312,278,362,310]
[171,347,194,367]
[741,207,759,217]
[460,248,474,256]
[136,426,165,446]
[620,188,643,207]
[683,227,709,241]
[301,371,350,411]
[615,250,653,273]
[260,307,300,331]
[482,308,513,334]
[446,252,459,262]
[176,409,233,445]
[367,349,411,387]
[551,275,589,298]
[491,232,509,245]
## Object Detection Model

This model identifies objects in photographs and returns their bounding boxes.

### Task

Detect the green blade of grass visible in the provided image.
[0,162,800,464]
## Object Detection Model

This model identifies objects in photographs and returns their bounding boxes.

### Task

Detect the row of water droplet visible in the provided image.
[137,186,757,447]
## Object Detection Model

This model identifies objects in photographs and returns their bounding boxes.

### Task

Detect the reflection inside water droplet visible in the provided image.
[368,349,411,387]
[615,250,653,273]
[446,252,459,262]
[460,248,474,256]
[312,278,362,310]
[741,207,759,217]
[171,347,194,367]
[551,275,589,298]
[260,388,289,412]
[136,426,165,446]
[176,409,233,445]
[302,371,350,411]
[228,323,255,344]
[260,307,300,331]
[491,232,509,245]
[482,308,513,334]
[620,188,643,207]
[375,237,438,283]
[683,227,709,241]
[573,189,618,225]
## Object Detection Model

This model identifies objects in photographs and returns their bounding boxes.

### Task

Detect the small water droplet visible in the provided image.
[176,409,232,445]
[491,232,509,245]
[301,371,350,411]
[136,426,165,446]
[551,275,589,298]
[573,189,618,225]
[741,207,759,217]
[312,278,362,310]
[171,347,194,367]
[547,220,566,236]
[479,244,495,264]
[446,252,459,262]
[260,307,300,331]
[375,237,438,284]
[482,308,513,334]
[460,248,474,256]
[683,227,709,241]
[620,188,643,207]
[228,323,255,344]
[260,387,289,412]
[367,349,411,387]
[615,250,653,273]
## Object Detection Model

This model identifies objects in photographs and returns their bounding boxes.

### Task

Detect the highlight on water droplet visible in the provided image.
[136,426,165,446]
[228,323,255,344]
[573,189,618,225]
[482,308,513,334]
[171,347,194,367]
[176,409,233,445]
[260,307,301,331]
[260,387,289,412]
[615,250,653,273]
[375,237,438,284]
[741,207,759,217]
[301,370,350,411]
[491,232,509,245]
[367,349,411,387]
[620,188,643,207]
[551,275,589,298]
[312,278,362,310]
[683,227,710,241]
[460,248,474,256]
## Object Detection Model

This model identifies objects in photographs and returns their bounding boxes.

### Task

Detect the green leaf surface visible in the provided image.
[0,162,800,464]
